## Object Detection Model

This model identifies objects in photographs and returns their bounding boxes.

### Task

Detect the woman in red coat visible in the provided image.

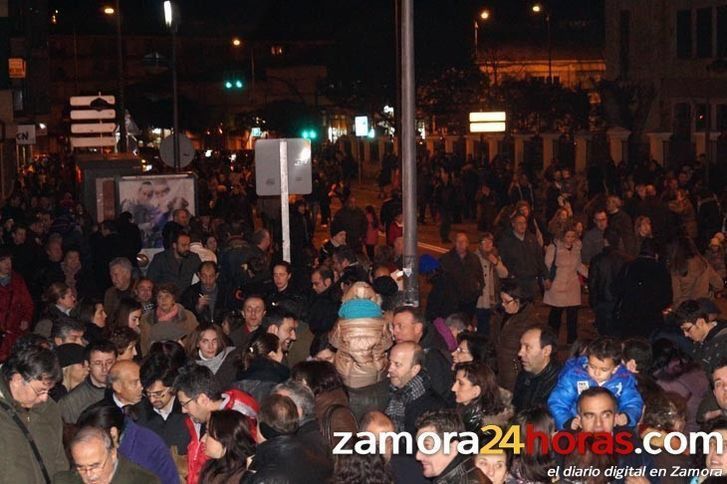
[0,248,34,361]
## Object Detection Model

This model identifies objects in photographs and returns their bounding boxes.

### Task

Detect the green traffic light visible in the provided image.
[309,131,317,139]
[235,80,243,88]
[224,81,232,89]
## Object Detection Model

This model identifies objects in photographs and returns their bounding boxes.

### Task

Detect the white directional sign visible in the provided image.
[255,138,312,196]
[69,94,118,149]
[16,124,36,145]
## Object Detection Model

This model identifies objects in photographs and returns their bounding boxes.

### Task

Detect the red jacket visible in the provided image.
[184,389,259,484]
[0,272,34,361]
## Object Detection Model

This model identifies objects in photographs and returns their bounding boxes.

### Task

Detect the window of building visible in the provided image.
[717,104,727,131]
[696,7,713,58]
[696,103,707,131]
[619,10,630,77]
[676,10,692,58]
[271,45,284,56]
[673,102,692,138]
[718,6,727,58]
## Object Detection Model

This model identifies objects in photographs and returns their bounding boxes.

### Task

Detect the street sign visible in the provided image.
[254,138,312,196]
[160,133,195,168]
[8,58,26,79]
[355,116,369,137]
[70,94,118,149]
[16,125,36,145]
[469,111,506,133]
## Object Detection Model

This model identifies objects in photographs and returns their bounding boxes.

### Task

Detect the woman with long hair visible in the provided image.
[475,233,509,336]
[199,409,255,484]
[452,331,498,371]
[451,362,512,442]
[507,407,557,483]
[78,299,107,344]
[185,323,238,388]
[544,224,588,344]
[234,333,288,403]
[108,297,142,334]
[669,236,723,306]
[139,283,199,355]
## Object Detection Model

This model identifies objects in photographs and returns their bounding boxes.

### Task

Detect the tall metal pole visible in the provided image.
[172,26,180,171]
[401,0,418,306]
[473,21,478,60]
[394,0,401,157]
[546,14,552,83]
[115,0,127,152]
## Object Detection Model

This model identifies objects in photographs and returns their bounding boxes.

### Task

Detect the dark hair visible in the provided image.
[415,408,465,435]
[577,387,618,413]
[173,363,222,401]
[603,227,621,248]
[108,297,142,333]
[242,333,280,371]
[258,394,299,436]
[454,362,505,416]
[332,245,357,264]
[642,392,686,432]
[260,307,296,331]
[622,338,652,373]
[509,407,556,482]
[250,228,270,247]
[456,332,498,372]
[84,340,117,362]
[312,265,334,282]
[108,326,140,355]
[526,325,558,353]
[1,346,61,383]
[155,283,179,300]
[704,417,727,433]
[11,334,51,353]
[77,300,103,326]
[42,282,71,305]
[273,260,292,274]
[51,318,86,341]
[199,410,255,482]
[222,310,245,333]
[290,360,345,396]
[141,353,179,389]
[148,341,187,369]
[669,236,700,276]
[309,332,336,358]
[331,451,393,484]
[500,278,532,305]
[672,299,708,326]
[392,306,425,325]
[77,404,126,436]
[586,337,622,363]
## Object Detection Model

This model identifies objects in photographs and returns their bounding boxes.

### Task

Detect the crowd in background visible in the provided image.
[0,145,727,483]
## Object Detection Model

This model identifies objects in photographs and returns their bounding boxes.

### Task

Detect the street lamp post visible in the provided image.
[473,9,490,61]
[532,4,552,83]
[105,2,127,152]
[164,1,180,172]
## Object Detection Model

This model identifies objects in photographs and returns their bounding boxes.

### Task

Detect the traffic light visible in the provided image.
[301,129,317,140]
[223,71,244,90]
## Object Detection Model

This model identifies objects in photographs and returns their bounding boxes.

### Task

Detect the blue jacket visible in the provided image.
[547,356,644,429]
[120,418,180,484]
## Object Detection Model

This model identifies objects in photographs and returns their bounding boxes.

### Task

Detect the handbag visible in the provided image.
[0,398,52,484]
[548,243,558,280]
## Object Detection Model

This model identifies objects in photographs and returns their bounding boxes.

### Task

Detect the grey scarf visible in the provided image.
[386,373,428,432]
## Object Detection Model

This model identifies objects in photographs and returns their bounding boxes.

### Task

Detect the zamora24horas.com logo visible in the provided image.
[332,424,725,457]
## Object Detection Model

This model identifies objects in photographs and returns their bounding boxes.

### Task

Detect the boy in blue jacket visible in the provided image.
[547,337,644,429]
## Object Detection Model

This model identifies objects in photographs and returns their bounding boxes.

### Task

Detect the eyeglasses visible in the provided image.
[179,395,198,408]
[75,451,111,474]
[144,388,170,399]
[501,297,516,305]
[454,347,470,354]
[25,380,50,398]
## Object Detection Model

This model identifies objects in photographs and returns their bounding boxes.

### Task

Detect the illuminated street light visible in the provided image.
[474,8,491,60]
[479,9,490,20]
[531,3,542,13]
[232,37,242,47]
[163,1,173,27]
[531,3,552,83]
[103,6,115,15]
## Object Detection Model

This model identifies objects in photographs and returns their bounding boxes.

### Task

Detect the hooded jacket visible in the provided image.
[547,355,644,429]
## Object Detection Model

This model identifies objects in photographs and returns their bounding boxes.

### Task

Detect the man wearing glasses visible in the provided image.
[60,340,117,424]
[54,426,159,484]
[134,355,190,459]
[0,346,68,482]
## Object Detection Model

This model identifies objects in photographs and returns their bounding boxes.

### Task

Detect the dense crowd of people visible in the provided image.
[1,148,727,483]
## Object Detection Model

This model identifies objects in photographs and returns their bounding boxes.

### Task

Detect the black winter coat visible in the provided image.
[613,256,672,338]
[133,397,190,455]
[588,247,629,307]
[512,360,562,413]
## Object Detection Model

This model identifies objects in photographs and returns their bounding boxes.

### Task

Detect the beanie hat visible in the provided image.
[418,254,440,274]
[56,343,86,368]
[338,298,382,319]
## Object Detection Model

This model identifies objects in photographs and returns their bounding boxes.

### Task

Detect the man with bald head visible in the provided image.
[108,360,143,408]
[385,342,446,435]
[54,426,159,483]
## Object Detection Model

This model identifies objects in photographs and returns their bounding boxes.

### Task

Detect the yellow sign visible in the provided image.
[9,58,26,79]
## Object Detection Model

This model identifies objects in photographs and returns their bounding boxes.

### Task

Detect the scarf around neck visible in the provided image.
[156,304,180,322]
[386,372,428,432]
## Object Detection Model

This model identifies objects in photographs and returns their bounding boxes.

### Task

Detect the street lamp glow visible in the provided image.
[479,9,490,20]
[531,4,542,13]
[232,38,242,47]
[103,6,115,15]
[163,1,173,27]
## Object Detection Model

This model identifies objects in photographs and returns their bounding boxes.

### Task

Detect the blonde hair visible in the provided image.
[341,281,382,306]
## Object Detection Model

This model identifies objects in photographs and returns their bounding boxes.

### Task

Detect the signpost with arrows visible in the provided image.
[69,94,118,149]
